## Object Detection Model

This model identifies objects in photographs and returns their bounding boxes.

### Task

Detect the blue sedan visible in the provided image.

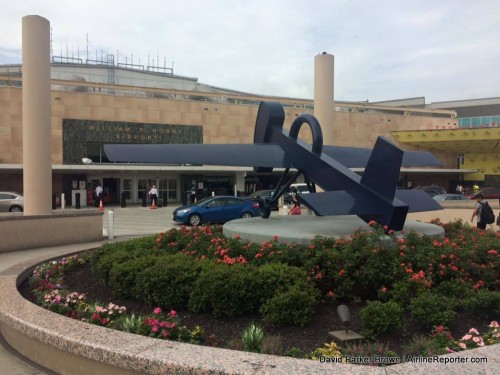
[173,196,261,226]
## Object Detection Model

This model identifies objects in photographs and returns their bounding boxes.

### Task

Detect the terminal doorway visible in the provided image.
[103,177,120,204]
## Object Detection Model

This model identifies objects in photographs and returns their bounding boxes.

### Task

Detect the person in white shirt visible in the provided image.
[94,184,103,207]
[149,185,158,207]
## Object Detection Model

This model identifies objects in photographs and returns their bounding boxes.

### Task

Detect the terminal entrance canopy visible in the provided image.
[105,101,443,230]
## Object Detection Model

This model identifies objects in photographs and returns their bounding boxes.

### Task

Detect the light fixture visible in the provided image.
[336,304,351,334]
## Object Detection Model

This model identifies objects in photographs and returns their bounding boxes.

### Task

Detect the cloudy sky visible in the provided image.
[1,0,499,103]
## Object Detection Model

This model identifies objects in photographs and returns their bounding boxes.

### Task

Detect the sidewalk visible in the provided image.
[1,206,498,374]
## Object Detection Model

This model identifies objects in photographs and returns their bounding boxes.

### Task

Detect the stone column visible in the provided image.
[22,15,52,215]
[314,52,335,145]
[234,171,246,196]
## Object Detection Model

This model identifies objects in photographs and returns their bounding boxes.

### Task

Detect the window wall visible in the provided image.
[458,115,500,128]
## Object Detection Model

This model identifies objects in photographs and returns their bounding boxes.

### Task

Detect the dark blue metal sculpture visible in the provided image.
[104,101,442,230]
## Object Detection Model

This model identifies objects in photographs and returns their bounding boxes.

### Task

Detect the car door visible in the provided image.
[0,193,15,212]
[225,197,245,220]
[201,198,223,223]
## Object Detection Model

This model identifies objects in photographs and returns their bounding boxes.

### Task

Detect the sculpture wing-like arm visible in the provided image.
[299,189,442,217]
[103,143,291,168]
[322,145,443,168]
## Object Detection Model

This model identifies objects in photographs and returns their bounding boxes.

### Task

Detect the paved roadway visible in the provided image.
[102,204,181,237]
[0,203,498,374]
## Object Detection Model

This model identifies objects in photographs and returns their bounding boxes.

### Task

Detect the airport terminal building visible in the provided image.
[1,55,499,206]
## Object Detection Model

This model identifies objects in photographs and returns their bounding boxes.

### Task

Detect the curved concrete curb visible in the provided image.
[0,250,498,375]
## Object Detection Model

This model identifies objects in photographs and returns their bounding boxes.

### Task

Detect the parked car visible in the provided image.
[173,196,260,226]
[247,190,279,210]
[0,192,24,212]
[468,188,500,200]
[432,194,470,202]
[413,185,447,197]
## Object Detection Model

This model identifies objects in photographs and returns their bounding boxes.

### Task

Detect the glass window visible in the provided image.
[471,117,481,127]
[459,118,471,128]
[86,143,110,163]
[123,179,132,200]
[480,116,491,126]
[138,179,149,200]
[168,179,177,200]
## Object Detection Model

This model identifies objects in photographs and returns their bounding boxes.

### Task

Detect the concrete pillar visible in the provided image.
[234,171,246,196]
[314,52,335,145]
[22,15,52,215]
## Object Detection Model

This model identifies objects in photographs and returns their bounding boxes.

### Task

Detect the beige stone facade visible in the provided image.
[0,80,459,204]
[0,85,456,164]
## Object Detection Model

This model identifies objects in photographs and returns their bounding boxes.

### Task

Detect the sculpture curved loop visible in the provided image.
[289,114,323,156]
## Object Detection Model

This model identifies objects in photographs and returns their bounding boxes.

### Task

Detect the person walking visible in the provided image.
[470,193,486,230]
[190,184,196,204]
[288,186,301,215]
[94,183,103,207]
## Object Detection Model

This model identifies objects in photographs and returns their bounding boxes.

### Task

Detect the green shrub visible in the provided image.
[260,286,318,327]
[241,323,265,353]
[389,279,429,307]
[308,342,342,360]
[108,256,157,298]
[409,292,456,330]
[90,236,156,284]
[188,263,259,317]
[134,254,201,308]
[462,290,500,316]
[283,347,303,358]
[359,301,404,338]
[117,314,148,335]
[433,280,474,300]
[255,263,309,303]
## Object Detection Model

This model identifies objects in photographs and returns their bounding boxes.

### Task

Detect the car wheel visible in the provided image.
[188,213,201,226]
[9,206,23,212]
[241,211,253,218]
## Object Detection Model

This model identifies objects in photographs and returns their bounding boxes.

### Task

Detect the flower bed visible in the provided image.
[23,219,500,364]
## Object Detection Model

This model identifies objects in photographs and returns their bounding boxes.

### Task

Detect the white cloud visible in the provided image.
[0,0,499,102]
